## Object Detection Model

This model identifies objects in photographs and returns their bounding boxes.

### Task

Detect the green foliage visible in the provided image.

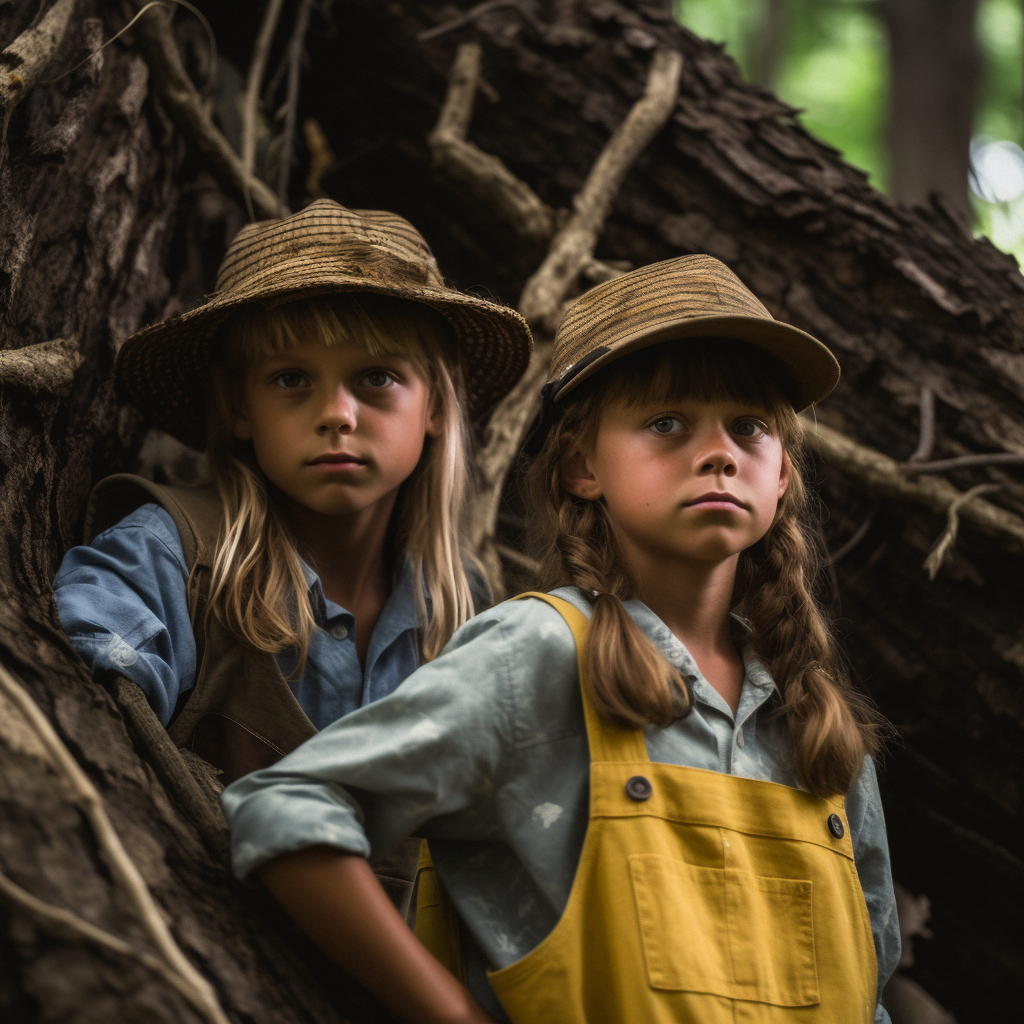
[674,0,1024,258]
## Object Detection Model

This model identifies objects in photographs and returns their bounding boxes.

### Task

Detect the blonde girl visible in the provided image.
[54,200,532,911]
[221,255,900,1024]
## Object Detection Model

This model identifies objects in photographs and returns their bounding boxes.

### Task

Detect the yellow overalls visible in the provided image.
[418,594,878,1023]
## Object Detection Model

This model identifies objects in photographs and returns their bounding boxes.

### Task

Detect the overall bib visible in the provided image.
[420,593,878,1023]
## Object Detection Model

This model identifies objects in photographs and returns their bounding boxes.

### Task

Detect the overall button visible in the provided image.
[330,624,349,641]
[827,813,845,839]
[625,776,653,801]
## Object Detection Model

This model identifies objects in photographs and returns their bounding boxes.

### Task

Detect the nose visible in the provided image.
[315,385,357,435]
[694,425,737,477]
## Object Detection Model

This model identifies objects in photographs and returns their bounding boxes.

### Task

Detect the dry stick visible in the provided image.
[0,0,76,145]
[923,484,1002,580]
[518,49,684,331]
[418,0,540,43]
[277,0,314,208]
[901,452,1024,475]
[0,661,231,1024]
[134,4,283,219]
[428,43,555,246]
[240,0,287,220]
[802,417,1024,557]
[0,868,221,1014]
[909,384,936,461]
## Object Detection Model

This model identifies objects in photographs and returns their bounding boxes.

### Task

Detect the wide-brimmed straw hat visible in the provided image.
[543,254,839,413]
[116,199,533,449]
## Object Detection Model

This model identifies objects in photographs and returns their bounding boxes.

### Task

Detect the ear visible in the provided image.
[561,448,603,501]
[211,371,251,441]
[424,388,443,439]
[777,450,792,501]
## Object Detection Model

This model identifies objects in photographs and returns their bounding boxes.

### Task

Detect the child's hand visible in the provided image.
[260,846,498,1024]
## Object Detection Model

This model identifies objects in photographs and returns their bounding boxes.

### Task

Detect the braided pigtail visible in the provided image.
[737,430,882,795]
[529,388,693,728]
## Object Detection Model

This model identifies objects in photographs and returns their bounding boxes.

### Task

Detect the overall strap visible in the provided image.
[513,593,649,765]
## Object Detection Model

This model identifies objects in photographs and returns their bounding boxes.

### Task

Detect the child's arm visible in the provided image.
[260,846,496,1024]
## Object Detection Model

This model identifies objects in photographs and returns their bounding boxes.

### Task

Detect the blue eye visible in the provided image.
[362,370,395,389]
[651,417,681,435]
[273,371,306,389]
[733,419,766,438]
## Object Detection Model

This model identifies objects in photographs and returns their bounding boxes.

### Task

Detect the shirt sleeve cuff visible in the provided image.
[223,779,372,880]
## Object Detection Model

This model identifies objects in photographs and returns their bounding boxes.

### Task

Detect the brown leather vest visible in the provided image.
[84,473,419,916]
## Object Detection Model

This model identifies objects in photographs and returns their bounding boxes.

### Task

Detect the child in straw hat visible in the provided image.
[53,199,532,914]
[222,255,900,1024]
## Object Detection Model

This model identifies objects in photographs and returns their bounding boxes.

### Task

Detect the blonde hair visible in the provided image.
[202,291,476,670]
[528,339,882,796]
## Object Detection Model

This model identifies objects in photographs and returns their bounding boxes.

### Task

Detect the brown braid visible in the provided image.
[526,339,882,795]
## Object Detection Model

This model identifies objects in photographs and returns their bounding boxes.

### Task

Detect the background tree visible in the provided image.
[1,2,1022,1023]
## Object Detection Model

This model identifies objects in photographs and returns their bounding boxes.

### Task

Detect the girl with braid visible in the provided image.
[222,256,900,1024]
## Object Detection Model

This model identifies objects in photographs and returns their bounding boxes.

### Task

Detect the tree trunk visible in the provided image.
[880,0,981,221]
[1,1,1022,1022]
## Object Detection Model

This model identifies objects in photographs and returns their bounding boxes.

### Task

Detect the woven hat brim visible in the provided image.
[117,278,533,450]
[552,313,840,412]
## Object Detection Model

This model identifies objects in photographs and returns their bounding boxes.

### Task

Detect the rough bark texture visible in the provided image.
[1,1,1022,1022]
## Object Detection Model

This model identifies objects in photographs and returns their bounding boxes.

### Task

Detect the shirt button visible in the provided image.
[625,776,653,801]
[827,813,845,839]
[736,727,745,748]
[330,624,349,641]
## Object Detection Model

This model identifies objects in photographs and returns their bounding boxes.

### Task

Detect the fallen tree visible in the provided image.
[1,2,1021,1021]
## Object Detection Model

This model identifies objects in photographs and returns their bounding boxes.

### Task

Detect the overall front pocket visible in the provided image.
[629,854,819,1006]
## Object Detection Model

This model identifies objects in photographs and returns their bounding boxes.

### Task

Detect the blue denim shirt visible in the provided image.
[223,588,899,1023]
[53,504,423,730]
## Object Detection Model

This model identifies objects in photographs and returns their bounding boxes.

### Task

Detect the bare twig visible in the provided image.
[518,49,684,330]
[241,0,287,218]
[0,662,230,1024]
[923,484,1001,580]
[909,385,935,461]
[134,4,283,219]
[0,0,76,144]
[277,0,315,207]
[428,43,555,245]
[418,0,540,42]
[901,453,1024,475]
[0,867,218,1013]
[496,543,541,576]
[829,501,880,565]
[802,416,1024,557]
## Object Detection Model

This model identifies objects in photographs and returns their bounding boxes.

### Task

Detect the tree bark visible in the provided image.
[880,0,982,221]
[2,1,1022,1021]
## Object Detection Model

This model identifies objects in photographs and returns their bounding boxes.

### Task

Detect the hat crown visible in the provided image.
[214,199,445,296]
[552,255,772,381]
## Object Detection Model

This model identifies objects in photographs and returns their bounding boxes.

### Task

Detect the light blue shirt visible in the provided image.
[53,504,423,730]
[223,588,900,1022]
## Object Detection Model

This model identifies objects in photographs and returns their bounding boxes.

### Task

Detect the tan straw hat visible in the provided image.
[544,254,839,412]
[116,199,533,449]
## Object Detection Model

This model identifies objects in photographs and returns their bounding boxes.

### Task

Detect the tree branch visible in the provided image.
[0,338,81,397]
[923,483,1001,580]
[276,0,315,207]
[133,5,283,219]
[518,48,684,330]
[0,661,230,1024]
[428,42,555,246]
[0,0,76,144]
[240,0,286,209]
[803,417,1024,557]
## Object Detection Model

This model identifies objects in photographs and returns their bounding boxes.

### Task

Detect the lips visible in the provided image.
[685,491,746,509]
[307,452,366,466]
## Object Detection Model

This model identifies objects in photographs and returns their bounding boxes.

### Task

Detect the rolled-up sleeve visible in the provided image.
[53,505,196,725]
[221,600,580,881]
[847,755,901,1023]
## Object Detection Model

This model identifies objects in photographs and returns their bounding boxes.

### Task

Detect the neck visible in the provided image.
[274,490,398,611]
[619,542,738,659]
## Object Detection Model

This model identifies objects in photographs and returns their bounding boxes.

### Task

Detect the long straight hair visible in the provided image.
[528,339,882,796]
[202,292,476,669]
